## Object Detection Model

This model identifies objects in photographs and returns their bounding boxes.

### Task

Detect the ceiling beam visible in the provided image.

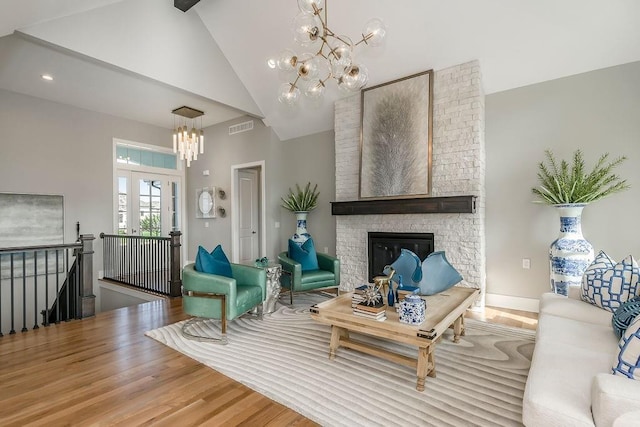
[174,0,200,13]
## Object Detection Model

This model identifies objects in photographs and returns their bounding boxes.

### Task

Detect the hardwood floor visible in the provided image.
[0,297,537,426]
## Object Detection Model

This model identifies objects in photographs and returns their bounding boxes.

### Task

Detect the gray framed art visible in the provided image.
[359,70,433,199]
[0,193,64,279]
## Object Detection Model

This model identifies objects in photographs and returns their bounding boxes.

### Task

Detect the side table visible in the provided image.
[253,262,282,314]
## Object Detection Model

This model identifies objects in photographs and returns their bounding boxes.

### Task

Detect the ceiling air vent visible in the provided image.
[229,120,254,135]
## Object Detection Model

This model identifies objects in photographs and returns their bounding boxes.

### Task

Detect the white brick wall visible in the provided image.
[334,60,486,307]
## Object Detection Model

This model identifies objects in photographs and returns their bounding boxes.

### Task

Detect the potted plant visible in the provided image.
[281,182,320,243]
[532,149,629,296]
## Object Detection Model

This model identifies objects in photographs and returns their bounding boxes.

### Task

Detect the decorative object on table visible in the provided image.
[360,70,433,200]
[532,150,629,296]
[281,182,319,244]
[398,294,426,325]
[384,249,463,296]
[195,187,215,218]
[612,296,640,339]
[581,251,639,313]
[255,257,270,267]
[269,0,386,106]
[171,106,204,167]
[353,283,386,321]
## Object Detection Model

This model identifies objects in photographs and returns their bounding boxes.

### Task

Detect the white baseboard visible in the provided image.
[485,293,540,313]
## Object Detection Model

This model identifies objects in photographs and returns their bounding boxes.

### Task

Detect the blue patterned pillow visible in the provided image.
[613,296,640,339]
[582,251,640,312]
[612,314,640,380]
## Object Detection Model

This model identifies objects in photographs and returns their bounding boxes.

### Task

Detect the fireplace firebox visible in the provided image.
[367,232,434,282]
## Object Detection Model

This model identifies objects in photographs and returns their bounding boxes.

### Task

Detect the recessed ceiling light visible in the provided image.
[41,74,53,81]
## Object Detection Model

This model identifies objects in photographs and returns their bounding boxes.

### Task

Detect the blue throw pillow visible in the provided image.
[612,313,640,380]
[195,245,233,278]
[288,238,319,271]
[613,296,640,339]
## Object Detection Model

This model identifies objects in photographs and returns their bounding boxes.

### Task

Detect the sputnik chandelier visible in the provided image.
[172,106,204,167]
[269,0,386,105]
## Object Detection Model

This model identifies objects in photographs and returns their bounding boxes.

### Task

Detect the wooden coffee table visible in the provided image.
[310,286,480,391]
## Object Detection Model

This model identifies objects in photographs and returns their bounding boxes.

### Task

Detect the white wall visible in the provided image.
[185,119,336,263]
[486,61,640,305]
[0,88,171,312]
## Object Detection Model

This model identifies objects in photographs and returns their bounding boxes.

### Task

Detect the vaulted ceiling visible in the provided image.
[1,0,639,140]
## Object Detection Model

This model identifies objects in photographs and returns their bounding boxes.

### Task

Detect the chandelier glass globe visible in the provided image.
[270,0,385,106]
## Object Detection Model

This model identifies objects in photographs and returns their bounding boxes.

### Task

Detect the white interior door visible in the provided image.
[238,169,260,263]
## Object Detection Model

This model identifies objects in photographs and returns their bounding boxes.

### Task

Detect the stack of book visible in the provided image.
[352,299,387,321]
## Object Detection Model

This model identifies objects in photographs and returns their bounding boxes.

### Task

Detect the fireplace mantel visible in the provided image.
[331,195,476,216]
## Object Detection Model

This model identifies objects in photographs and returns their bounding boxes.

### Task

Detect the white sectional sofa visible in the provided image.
[523,290,640,426]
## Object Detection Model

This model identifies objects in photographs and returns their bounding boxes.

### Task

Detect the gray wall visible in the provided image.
[185,119,336,262]
[0,89,171,310]
[486,61,640,301]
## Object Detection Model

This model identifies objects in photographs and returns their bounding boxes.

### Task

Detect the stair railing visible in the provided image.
[100,231,181,297]
[0,234,95,336]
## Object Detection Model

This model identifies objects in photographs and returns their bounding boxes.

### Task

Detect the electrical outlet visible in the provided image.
[324,247,329,253]
[275,221,280,228]
[204,222,209,228]
[522,258,531,269]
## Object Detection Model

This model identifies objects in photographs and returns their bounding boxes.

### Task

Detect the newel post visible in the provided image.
[79,234,96,318]
[169,231,183,297]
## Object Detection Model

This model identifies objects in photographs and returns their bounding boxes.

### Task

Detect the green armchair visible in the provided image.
[278,251,340,304]
[181,263,266,344]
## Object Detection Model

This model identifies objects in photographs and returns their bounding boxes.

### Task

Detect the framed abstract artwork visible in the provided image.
[359,70,433,199]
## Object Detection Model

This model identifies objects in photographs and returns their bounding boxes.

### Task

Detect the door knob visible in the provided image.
[252,231,256,234]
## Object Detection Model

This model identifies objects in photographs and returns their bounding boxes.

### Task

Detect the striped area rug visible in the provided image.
[145,296,535,427]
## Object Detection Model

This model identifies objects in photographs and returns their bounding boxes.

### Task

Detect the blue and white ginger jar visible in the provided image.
[399,294,426,325]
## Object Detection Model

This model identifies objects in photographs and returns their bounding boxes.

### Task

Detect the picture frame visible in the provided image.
[359,70,434,200]
[196,187,216,218]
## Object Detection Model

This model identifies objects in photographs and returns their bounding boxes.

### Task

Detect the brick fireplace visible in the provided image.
[334,60,486,307]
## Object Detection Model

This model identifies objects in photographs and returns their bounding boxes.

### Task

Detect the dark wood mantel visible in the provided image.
[331,195,476,215]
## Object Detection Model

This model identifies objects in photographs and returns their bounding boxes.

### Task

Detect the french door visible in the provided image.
[116,171,180,236]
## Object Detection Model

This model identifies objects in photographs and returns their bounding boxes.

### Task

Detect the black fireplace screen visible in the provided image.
[367,232,434,282]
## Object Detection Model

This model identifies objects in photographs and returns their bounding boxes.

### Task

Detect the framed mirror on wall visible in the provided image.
[196,187,216,219]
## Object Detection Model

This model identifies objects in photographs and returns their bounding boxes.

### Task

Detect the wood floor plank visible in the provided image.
[0,295,536,425]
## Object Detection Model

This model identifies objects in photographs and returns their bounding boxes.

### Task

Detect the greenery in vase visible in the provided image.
[532,149,629,204]
[281,182,320,212]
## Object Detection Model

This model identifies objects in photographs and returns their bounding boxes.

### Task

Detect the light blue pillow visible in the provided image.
[195,245,232,278]
[288,238,319,271]
[418,251,463,296]
[613,296,640,339]
[582,251,639,313]
[612,313,640,380]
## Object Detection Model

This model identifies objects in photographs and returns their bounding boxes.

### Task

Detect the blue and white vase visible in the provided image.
[549,203,594,296]
[399,294,426,325]
[291,211,311,244]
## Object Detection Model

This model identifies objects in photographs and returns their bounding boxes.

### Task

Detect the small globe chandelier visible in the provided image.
[269,0,386,105]
[172,106,204,167]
